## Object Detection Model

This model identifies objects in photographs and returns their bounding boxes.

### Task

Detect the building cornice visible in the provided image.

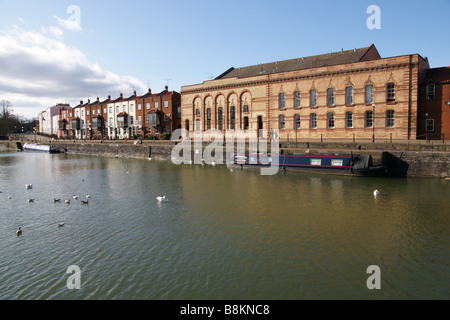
[182,62,418,95]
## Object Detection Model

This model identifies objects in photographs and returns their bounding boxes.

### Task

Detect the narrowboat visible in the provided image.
[22,143,59,153]
[229,153,388,177]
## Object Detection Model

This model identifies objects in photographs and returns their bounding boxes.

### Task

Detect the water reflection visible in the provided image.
[0,152,448,300]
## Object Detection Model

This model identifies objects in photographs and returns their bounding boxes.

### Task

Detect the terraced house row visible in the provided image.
[55,86,181,140]
[39,44,450,141]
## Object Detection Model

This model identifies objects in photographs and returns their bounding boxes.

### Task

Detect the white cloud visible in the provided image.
[0,26,146,119]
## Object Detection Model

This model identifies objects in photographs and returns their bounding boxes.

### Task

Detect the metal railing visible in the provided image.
[416,133,445,144]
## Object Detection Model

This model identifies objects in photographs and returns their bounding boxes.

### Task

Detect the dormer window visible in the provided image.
[426,83,435,100]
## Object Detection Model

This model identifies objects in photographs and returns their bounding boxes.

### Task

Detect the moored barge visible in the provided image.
[230,153,388,177]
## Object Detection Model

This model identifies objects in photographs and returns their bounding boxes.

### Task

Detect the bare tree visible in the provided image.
[0,100,13,119]
[0,100,21,136]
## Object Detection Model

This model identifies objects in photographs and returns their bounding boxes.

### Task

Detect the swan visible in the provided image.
[73,195,78,200]
[54,198,61,203]
[156,195,168,202]
[81,199,89,205]
[86,194,91,199]
[16,227,22,236]
[373,189,380,197]
[65,199,70,204]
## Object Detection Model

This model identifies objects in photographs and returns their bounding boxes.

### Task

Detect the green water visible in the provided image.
[0,152,448,299]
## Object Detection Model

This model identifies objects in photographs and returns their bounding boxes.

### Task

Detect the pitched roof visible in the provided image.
[421,67,450,84]
[216,45,380,80]
[100,97,111,105]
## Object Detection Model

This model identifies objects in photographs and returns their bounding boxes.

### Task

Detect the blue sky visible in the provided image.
[0,0,449,119]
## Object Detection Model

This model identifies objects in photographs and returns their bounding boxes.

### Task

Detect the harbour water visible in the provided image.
[0,151,448,300]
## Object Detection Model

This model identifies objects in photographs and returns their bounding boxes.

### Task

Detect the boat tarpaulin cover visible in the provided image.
[352,155,373,170]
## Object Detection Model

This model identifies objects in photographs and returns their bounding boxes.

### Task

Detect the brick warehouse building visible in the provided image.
[418,67,450,140]
[180,44,431,141]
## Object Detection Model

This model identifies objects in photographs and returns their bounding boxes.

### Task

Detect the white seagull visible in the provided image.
[156,195,168,202]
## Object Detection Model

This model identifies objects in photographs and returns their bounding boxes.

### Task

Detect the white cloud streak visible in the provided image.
[0,26,146,118]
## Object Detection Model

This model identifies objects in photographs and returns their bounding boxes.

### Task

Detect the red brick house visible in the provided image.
[418,67,450,140]
[135,86,181,139]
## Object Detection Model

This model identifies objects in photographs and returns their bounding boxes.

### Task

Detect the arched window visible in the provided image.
[327,88,335,106]
[346,87,354,105]
[195,120,201,131]
[279,115,285,130]
[206,108,211,130]
[327,112,335,129]
[294,91,301,109]
[346,112,353,129]
[310,90,317,107]
[279,93,285,110]
[244,117,249,130]
[230,106,236,130]
[365,85,374,104]
[310,113,317,129]
[294,114,301,130]
[387,83,396,102]
[218,107,223,130]
[386,110,395,127]
[365,110,374,128]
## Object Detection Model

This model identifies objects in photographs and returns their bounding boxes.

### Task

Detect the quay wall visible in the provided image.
[1,140,449,179]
